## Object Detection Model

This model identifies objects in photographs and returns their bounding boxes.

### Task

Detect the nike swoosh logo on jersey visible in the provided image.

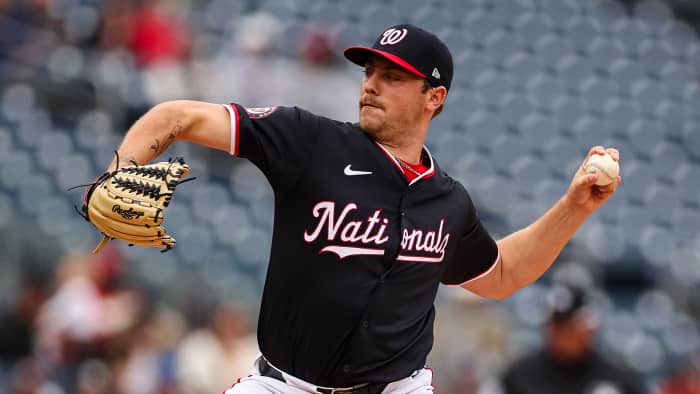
[344,165,373,176]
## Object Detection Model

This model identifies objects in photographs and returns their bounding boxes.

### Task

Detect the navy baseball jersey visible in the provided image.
[224,104,499,387]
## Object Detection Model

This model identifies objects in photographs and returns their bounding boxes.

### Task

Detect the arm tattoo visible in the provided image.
[109,154,137,170]
[150,120,183,155]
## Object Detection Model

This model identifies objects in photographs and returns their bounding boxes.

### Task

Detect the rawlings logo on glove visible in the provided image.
[76,157,193,254]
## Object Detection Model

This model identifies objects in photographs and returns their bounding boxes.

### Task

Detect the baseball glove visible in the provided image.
[79,157,192,254]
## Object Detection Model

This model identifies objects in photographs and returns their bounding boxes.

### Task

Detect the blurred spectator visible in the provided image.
[0,263,50,394]
[35,246,143,392]
[430,290,513,394]
[500,285,643,394]
[176,303,258,393]
[282,24,358,122]
[656,355,700,394]
[127,0,189,68]
[115,305,186,394]
[128,0,193,106]
[0,264,49,367]
[192,11,288,106]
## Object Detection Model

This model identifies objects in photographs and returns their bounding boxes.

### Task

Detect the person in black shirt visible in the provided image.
[102,24,621,393]
[502,285,643,394]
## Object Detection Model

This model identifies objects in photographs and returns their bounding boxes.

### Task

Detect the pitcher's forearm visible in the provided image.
[108,102,190,171]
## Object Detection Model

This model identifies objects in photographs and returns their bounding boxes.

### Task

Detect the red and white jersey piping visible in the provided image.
[223,104,240,156]
[374,142,435,185]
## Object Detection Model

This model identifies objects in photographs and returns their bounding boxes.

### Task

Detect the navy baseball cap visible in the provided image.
[344,24,453,91]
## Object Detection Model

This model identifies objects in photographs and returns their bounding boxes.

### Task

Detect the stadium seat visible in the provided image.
[634,0,674,32]
[674,164,700,205]
[635,289,675,332]
[1,151,35,190]
[510,155,551,193]
[518,113,559,153]
[36,195,74,237]
[309,2,350,26]
[511,12,554,51]
[639,225,676,267]
[554,54,594,91]
[602,310,645,354]
[619,159,653,205]
[359,4,402,39]
[586,36,627,76]
[662,313,700,357]
[638,39,677,77]
[1,83,36,122]
[190,183,232,223]
[211,203,254,246]
[175,222,216,264]
[603,98,642,139]
[525,72,566,111]
[614,20,654,58]
[651,98,688,139]
[36,131,73,172]
[454,50,494,89]
[478,174,518,214]
[510,283,550,327]
[248,193,275,230]
[571,115,612,149]
[17,173,54,216]
[53,221,88,251]
[498,92,540,130]
[14,109,52,149]
[533,178,567,208]
[562,15,604,53]
[229,161,273,203]
[0,126,14,158]
[411,7,454,38]
[54,153,93,191]
[681,120,700,160]
[491,134,522,174]
[618,204,653,245]
[622,331,665,373]
[490,0,536,31]
[587,0,628,33]
[166,198,195,231]
[75,110,115,150]
[583,220,627,262]
[533,35,573,72]
[464,110,508,151]
[451,151,498,195]
[232,227,272,268]
[505,200,540,230]
[433,130,477,171]
[445,90,484,127]
[540,0,583,23]
[548,96,586,136]
[626,119,663,159]
[473,69,513,109]
[631,79,670,117]
[333,22,369,49]
[660,22,699,57]
[671,207,700,244]
[482,29,522,68]
[650,141,687,185]
[577,75,618,112]
[256,0,306,19]
[606,58,648,96]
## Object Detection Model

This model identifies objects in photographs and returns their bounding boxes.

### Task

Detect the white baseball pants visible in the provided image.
[223,357,434,394]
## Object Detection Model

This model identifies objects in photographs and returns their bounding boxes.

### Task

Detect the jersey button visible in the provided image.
[362,320,369,328]
[343,365,351,373]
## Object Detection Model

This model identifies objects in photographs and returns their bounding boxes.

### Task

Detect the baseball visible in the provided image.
[584,153,619,186]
